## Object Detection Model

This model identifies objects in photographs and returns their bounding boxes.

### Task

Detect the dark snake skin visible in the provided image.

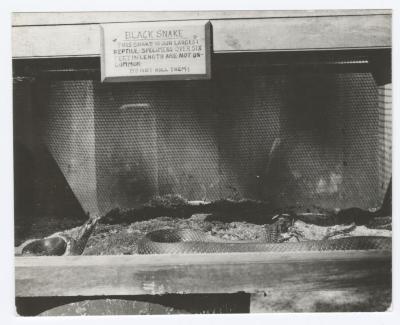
[20,216,99,256]
[138,229,391,254]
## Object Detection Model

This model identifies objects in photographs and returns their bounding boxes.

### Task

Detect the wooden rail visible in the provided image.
[12,12,391,58]
[12,10,391,27]
[15,250,391,298]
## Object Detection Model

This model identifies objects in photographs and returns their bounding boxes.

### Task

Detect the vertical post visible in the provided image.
[370,50,392,201]
[378,83,392,199]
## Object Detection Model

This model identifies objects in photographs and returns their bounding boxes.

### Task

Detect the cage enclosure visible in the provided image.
[13,10,392,315]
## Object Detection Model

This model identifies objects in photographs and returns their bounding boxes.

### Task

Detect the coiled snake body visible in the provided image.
[138,229,391,254]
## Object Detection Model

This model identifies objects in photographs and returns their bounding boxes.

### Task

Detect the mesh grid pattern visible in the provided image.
[23,66,383,215]
[216,71,284,200]
[278,73,345,208]
[14,79,91,243]
[38,80,99,215]
[339,74,379,207]
[154,82,220,201]
[94,81,220,213]
[94,83,159,213]
[216,71,379,209]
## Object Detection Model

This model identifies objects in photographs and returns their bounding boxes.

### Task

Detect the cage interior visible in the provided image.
[13,51,392,243]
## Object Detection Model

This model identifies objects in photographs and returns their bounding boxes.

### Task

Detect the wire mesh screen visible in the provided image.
[13,79,90,243]
[153,83,220,202]
[36,80,99,215]
[216,70,284,201]
[94,83,159,213]
[91,70,379,212]
[339,74,380,207]
[215,70,379,209]
[94,81,220,213]
[19,61,382,216]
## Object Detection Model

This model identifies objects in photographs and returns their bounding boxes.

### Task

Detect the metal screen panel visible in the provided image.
[37,80,98,215]
[14,79,92,243]
[215,70,379,209]
[340,73,379,208]
[90,70,380,211]
[94,83,158,213]
[216,70,283,201]
[94,80,220,211]
[18,59,382,216]
[154,82,220,202]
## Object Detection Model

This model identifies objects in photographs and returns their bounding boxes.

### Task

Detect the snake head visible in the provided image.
[87,215,100,228]
[68,215,100,255]
[17,215,100,256]
[78,215,99,237]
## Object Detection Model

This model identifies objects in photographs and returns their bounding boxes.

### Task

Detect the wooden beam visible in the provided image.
[12,24,101,58]
[212,14,391,52]
[12,14,391,58]
[15,250,391,297]
[12,10,391,26]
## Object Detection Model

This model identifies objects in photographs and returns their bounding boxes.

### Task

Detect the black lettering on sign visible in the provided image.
[156,29,183,38]
[178,53,191,58]
[125,30,154,40]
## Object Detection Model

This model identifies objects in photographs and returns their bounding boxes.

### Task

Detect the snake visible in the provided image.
[138,228,391,254]
[16,214,391,256]
[17,216,99,256]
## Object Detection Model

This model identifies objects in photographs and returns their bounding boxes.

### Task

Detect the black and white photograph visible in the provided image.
[2,1,399,321]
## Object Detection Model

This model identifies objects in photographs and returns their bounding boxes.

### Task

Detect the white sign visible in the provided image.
[101,21,211,82]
